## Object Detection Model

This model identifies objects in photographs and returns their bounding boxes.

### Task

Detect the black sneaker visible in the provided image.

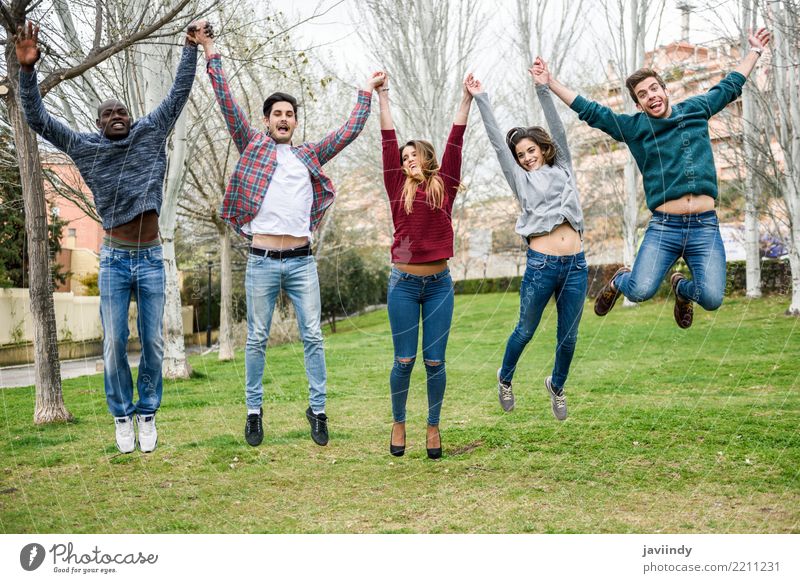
[245,408,263,446]
[305,407,329,446]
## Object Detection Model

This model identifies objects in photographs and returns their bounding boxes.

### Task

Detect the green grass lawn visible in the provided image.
[1,293,798,533]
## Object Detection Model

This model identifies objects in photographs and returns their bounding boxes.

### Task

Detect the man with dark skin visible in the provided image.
[16,19,208,454]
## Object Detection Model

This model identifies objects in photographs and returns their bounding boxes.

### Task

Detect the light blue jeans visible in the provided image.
[614,210,727,310]
[98,245,165,418]
[244,253,326,412]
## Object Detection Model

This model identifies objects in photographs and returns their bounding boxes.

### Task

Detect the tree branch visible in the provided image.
[38,0,192,96]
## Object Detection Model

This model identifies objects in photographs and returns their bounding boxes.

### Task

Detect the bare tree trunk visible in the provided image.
[621,0,647,307]
[161,111,192,378]
[742,0,762,297]
[217,222,235,360]
[4,49,72,424]
[622,159,639,267]
[767,1,800,314]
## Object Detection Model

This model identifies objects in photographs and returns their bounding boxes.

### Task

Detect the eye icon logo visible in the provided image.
[20,543,46,571]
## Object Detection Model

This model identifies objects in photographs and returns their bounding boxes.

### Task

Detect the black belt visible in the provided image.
[249,244,312,259]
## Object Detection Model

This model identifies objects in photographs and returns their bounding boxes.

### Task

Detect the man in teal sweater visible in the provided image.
[540,27,770,328]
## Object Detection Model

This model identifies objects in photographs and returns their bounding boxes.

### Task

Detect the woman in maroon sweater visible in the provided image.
[377,72,473,459]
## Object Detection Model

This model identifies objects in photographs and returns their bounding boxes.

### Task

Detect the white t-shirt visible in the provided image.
[242,144,313,237]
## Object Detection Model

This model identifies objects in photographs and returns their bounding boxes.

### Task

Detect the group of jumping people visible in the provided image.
[14,19,770,458]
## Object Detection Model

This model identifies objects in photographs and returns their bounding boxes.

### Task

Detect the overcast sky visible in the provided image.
[271,0,743,86]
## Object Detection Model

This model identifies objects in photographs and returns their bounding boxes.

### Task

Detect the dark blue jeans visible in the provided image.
[387,267,454,426]
[615,211,726,310]
[499,250,588,393]
[98,245,165,418]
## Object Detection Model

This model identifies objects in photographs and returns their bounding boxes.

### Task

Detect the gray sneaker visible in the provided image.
[497,368,515,412]
[545,376,567,421]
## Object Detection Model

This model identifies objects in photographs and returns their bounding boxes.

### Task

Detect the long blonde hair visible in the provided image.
[400,140,445,214]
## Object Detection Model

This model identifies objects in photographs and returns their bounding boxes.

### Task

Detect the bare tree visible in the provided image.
[762,0,800,314]
[740,0,763,296]
[511,0,586,124]
[0,0,193,423]
[357,0,480,149]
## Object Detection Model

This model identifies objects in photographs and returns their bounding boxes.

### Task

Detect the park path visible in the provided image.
[0,353,138,389]
[0,345,209,389]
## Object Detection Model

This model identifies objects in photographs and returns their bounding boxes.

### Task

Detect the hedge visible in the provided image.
[453,259,792,299]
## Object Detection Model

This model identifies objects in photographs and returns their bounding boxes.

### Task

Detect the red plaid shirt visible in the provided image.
[206,55,372,236]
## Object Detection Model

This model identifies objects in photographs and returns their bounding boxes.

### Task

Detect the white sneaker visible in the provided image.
[114,416,136,454]
[136,414,158,453]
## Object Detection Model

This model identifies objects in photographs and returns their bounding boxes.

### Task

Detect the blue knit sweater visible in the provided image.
[570,71,746,211]
[19,45,198,229]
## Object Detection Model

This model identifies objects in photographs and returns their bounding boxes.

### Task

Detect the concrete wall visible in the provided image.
[0,288,192,346]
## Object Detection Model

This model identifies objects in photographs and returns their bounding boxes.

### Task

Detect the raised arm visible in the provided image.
[534,57,627,142]
[377,73,403,194]
[311,72,382,166]
[143,21,203,131]
[438,78,471,188]
[196,27,257,154]
[377,72,394,130]
[453,77,473,126]
[466,74,523,191]
[530,58,571,170]
[681,28,771,119]
[16,22,82,153]
[734,27,770,79]
[534,57,578,108]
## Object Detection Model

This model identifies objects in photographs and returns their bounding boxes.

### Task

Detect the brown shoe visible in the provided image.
[594,266,631,316]
[671,272,694,329]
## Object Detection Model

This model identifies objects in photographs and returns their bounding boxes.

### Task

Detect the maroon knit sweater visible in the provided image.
[381,124,465,264]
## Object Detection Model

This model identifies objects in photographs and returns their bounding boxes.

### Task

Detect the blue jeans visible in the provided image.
[98,245,165,418]
[615,211,726,310]
[499,250,588,393]
[387,267,454,426]
[244,254,326,412]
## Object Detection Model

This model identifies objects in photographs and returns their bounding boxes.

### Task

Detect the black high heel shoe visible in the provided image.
[426,425,442,460]
[390,423,406,457]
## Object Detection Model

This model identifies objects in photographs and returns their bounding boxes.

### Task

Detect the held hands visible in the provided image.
[366,71,387,93]
[748,27,771,51]
[529,56,550,85]
[464,73,483,97]
[189,19,214,48]
[15,21,41,69]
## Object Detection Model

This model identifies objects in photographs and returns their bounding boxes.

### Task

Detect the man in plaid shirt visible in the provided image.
[196,27,384,448]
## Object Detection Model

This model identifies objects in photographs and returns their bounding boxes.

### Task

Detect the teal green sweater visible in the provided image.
[570,71,746,211]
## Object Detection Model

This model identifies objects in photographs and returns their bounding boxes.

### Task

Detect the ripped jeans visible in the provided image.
[386,267,454,425]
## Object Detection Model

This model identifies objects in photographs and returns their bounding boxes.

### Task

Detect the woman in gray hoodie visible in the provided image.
[466,58,587,421]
